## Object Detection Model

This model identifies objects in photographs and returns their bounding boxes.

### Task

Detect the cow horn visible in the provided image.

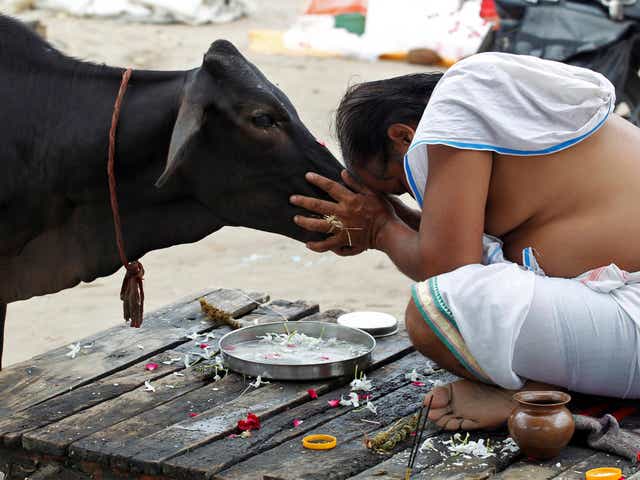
[155,100,204,188]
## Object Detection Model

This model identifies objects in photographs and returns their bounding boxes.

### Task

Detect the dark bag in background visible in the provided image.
[480,0,640,125]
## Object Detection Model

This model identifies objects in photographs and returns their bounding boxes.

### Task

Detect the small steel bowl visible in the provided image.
[219,321,375,381]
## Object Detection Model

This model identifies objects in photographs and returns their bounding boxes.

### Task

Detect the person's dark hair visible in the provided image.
[335,72,443,174]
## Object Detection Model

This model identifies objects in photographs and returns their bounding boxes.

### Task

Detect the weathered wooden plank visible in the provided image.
[0,347,187,447]
[236,299,319,327]
[124,326,415,475]
[0,289,266,417]
[549,451,637,479]
[346,435,450,480]
[69,308,341,469]
[489,446,593,480]
[161,353,444,479]
[19,297,318,460]
[214,375,452,480]
[66,327,415,476]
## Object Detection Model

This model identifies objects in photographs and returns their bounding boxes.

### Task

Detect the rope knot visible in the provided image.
[121,261,145,328]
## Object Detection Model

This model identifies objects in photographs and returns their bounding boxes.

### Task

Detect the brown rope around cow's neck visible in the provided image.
[108,68,145,328]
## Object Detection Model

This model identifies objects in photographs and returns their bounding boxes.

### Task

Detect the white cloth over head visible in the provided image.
[404,52,616,207]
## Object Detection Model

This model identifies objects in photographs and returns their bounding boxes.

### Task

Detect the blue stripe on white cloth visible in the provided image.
[403,154,424,207]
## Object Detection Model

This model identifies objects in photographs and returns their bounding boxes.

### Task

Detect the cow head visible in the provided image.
[155,40,343,242]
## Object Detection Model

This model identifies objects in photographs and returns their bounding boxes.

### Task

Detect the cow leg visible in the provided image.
[0,303,6,371]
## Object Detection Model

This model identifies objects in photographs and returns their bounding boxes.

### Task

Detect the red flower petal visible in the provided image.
[293,419,303,427]
[228,434,238,439]
[328,399,340,408]
[188,412,198,418]
[237,413,260,431]
[358,394,371,400]
[307,389,318,399]
[145,363,159,371]
[412,381,426,387]
[199,343,209,349]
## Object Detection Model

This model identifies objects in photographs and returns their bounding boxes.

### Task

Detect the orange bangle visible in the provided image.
[302,434,337,450]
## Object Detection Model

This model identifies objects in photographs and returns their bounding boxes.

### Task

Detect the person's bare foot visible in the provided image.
[424,379,522,431]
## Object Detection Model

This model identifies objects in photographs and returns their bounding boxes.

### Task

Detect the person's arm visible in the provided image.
[376,145,492,280]
[387,195,421,231]
[290,145,492,280]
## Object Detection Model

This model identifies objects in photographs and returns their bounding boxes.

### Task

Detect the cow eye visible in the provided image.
[252,113,275,128]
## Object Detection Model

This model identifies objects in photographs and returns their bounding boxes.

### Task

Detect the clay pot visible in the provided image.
[508,391,575,460]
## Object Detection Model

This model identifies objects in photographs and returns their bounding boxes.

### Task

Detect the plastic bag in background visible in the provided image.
[305,0,367,15]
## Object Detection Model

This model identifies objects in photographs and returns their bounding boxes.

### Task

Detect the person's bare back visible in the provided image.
[487,115,640,278]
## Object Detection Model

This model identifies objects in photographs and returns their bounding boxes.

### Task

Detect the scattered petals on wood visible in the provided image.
[307,388,318,399]
[145,363,159,371]
[328,399,340,408]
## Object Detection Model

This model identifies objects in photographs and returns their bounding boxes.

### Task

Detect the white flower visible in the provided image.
[445,437,495,459]
[173,372,185,377]
[162,357,182,365]
[419,438,437,453]
[340,392,360,407]
[249,376,270,388]
[144,380,155,392]
[500,438,520,453]
[66,343,81,359]
[405,369,419,382]
[365,400,377,414]
[350,374,373,392]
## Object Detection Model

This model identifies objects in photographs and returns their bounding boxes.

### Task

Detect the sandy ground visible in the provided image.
[4,1,432,367]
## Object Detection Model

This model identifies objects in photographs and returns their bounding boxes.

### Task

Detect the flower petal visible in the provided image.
[328,399,340,408]
[307,389,318,399]
[189,412,198,418]
[412,381,426,387]
[145,363,159,371]
[293,419,303,427]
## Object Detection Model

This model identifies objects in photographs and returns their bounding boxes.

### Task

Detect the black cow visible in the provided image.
[0,15,343,368]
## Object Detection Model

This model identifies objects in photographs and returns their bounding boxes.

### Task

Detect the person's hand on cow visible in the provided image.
[290,170,397,256]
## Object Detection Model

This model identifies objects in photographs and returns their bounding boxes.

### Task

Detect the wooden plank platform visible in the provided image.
[0,289,638,480]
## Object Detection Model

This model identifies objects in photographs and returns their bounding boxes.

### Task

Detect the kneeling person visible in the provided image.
[291,52,640,429]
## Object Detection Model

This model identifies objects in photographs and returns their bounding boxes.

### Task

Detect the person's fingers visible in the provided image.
[306,235,346,253]
[341,170,370,194]
[290,194,338,216]
[305,172,354,202]
[293,215,333,233]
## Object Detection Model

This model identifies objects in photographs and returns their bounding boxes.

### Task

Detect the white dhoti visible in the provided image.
[412,260,640,399]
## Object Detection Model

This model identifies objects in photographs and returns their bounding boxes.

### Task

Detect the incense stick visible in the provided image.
[405,396,434,480]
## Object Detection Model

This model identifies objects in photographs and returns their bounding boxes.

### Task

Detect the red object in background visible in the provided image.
[480,0,497,19]
[305,0,367,15]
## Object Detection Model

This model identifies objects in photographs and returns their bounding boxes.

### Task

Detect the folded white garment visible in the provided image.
[404,52,616,207]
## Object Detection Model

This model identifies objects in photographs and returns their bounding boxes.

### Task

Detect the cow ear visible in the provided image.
[155,100,204,188]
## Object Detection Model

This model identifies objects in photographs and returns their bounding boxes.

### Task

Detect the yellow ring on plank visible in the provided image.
[302,434,337,450]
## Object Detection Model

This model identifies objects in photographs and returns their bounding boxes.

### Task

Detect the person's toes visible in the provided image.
[427,406,452,423]
[435,414,463,430]
[427,384,452,409]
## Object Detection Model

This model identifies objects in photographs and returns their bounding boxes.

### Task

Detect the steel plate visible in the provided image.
[219,321,375,380]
